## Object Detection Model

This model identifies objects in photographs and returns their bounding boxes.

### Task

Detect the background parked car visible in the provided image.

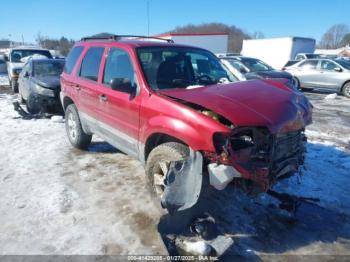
[7,46,53,93]
[0,56,7,74]
[220,55,294,87]
[18,58,64,113]
[284,58,350,97]
[283,53,322,69]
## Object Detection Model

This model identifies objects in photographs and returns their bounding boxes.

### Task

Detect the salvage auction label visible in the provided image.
[127,255,218,261]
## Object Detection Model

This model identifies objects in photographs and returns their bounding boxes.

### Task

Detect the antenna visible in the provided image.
[147,0,150,36]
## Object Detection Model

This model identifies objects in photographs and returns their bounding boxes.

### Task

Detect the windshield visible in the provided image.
[336,59,350,70]
[239,58,272,72]
[137,47,236,90]
[33,60,64,77]
[11,49,52,63]
[305,54,321,59]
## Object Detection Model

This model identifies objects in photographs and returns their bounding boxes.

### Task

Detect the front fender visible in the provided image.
[140,115,217,152]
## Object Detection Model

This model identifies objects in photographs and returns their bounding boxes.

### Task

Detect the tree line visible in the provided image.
[1,23,349,55]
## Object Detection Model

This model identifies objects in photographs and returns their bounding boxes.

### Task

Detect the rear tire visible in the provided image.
[342,82,350,98]
[65,104,92,149]
[292,77,301,90]
[145,142,189,199]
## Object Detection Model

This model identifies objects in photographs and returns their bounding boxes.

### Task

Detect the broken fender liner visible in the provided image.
[161,150,203,214]
[13,101,48,120]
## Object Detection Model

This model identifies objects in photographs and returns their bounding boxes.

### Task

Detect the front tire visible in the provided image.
[19,91,25,104]
[26,94,41,114]
[342,82,350,98]
[145,142,189,199]
[65,104,92,149]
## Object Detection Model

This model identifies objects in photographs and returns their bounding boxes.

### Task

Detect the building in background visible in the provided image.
[316,45,350,58]
[156,33,229,54]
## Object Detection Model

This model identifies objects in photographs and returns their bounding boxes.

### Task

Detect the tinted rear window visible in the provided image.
[79,47,104,81]
[64,46,84,74]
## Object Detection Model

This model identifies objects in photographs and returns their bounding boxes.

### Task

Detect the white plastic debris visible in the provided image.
[51,115,64,123]
[208,163,241,190]
[182,240,211,256]
[324,93,337,100]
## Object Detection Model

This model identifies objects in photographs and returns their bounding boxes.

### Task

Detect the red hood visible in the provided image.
[158,80,312,134]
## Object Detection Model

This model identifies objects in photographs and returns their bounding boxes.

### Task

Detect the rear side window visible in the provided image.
[299,60,318,69]
[64,46,84,74]
[79,47,104,81]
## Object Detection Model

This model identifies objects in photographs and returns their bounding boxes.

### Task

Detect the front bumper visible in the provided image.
[31,92,62,111]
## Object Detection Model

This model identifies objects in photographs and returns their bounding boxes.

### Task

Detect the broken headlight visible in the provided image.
[33,84,55,97]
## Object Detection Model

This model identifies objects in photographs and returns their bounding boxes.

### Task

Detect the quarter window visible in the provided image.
[64,46,84,74]
[103,48,135,88]
[79,47,104,81]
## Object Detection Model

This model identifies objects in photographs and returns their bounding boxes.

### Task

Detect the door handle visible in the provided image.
[99,94,108,102]
[74,84,81,91]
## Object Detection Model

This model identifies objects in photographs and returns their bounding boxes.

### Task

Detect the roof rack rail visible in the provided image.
[80,35,174,43]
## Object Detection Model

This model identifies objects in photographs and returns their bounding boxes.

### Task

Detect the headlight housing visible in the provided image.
[33,84,55,97]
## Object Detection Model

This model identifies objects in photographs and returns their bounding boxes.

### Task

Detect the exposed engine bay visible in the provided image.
[207,127,307,193]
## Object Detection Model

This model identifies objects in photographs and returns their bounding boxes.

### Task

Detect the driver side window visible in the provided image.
[320,60,337,71]
[103,48,135,93]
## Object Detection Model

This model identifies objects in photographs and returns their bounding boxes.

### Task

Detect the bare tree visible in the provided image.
[319,24,349,49]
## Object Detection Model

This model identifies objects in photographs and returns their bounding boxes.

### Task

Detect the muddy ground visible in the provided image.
[0,80,349,261]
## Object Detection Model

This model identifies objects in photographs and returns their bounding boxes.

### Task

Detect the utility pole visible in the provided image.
[21,35,24,45]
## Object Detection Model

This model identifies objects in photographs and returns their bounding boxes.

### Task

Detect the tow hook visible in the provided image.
[267,190,320,213]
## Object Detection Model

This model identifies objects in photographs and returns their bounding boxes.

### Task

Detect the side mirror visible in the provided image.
[334,67,342,72]
[110,78,135,94]
[24,71,29,77]
[4,55,8,62]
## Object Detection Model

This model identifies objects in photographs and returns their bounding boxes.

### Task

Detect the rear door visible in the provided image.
[295,60,319,87]
[96,47,141,157]
[74,46,105,133]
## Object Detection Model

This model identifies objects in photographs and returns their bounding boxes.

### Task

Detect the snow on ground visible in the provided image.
[0,89,166,255]
[0,86,349,258]
[0,73,9,86]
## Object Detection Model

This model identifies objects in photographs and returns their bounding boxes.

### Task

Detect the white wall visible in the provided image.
[169,35,228,53]
[241,37,315,69]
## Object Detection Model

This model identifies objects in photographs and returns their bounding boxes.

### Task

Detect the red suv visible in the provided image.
[60,35,312,210]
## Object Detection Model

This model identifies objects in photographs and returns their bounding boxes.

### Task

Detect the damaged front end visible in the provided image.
[206,127,307,193]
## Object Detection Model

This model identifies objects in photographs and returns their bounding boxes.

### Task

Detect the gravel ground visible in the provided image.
[0,78,349,260]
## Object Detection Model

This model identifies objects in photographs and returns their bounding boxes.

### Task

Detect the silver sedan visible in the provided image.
[284,58,350,98]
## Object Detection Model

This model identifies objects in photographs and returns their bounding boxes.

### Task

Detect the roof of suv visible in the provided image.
[76,39,204,50]
[10,45,49,51]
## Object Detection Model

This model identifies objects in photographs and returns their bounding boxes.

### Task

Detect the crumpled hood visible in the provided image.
[158,79,312,134]
[245,70,293,81]
[33,75,61,89]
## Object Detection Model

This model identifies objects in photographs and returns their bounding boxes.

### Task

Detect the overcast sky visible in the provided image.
[0,0,349,43]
